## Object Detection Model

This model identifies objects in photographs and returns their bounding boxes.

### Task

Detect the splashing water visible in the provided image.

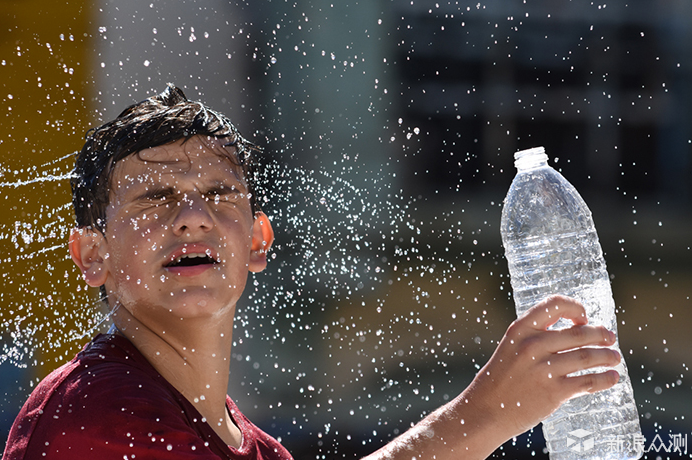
[230,156,510,449]
[0,152,498,375]
[2,1,691,457]
[0,155,111,368]
[245,158,473,319]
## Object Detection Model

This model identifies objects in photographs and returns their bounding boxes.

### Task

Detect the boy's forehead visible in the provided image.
[111,136,244,189]
[138,136,233,162]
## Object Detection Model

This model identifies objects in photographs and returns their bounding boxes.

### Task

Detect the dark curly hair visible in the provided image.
[71,84,260,232]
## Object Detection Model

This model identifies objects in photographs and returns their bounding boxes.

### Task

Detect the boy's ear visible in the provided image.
[249,212,274,273]
[69,227,109,287]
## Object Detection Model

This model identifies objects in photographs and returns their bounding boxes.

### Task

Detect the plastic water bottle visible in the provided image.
[500,147,642,460]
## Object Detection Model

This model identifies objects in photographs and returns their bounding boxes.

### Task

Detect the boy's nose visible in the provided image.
[171,194,213,235]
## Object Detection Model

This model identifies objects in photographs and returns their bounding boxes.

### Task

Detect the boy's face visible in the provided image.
[78,135,269,322]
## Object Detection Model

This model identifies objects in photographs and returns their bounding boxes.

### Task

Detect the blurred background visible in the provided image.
[1,0,691,458]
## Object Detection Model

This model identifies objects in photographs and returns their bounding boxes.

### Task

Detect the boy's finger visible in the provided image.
[549,347,620,374]
[563,369,620,397]
[521,295,588,330]
[547,325,616,353]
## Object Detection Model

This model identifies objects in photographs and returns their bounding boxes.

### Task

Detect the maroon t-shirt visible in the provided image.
[4,334,292,460]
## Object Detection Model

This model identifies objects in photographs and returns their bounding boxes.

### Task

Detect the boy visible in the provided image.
[4,85,621,459]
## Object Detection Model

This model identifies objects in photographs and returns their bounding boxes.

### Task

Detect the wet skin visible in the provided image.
[101,137,257,321]
[69,135,274,448]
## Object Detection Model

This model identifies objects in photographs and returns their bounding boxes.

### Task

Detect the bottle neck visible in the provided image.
[514,146,548,171]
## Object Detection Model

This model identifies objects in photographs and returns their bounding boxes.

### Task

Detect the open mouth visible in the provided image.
[165,253,218,268]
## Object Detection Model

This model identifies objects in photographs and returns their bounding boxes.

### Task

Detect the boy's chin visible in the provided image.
[164,294,238,318]
[119,290,239,322]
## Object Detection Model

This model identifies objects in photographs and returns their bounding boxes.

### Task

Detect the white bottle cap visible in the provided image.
[514,146,548,170]
[514,146,546,160]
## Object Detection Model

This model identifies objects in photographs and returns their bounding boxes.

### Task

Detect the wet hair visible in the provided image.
[71,83,259,232]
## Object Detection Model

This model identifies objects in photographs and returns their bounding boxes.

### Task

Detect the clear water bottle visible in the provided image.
[500,147,642,460]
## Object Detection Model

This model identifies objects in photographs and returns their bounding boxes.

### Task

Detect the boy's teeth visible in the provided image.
[168,253,215,266]
[175,253,206,263]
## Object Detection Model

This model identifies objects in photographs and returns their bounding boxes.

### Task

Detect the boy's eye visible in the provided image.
[207,192,235,204]
[150,195,170,203]
[143,194,175,208]
[208,193,223,203]
[205,187,243,203]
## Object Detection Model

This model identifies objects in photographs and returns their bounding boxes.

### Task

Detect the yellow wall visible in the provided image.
[0,0,95,379]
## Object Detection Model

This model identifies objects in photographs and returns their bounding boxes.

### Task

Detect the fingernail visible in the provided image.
[607,330,615,342]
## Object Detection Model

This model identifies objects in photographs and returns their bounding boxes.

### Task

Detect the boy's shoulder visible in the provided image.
[37,333,175,406]
[5,333,293,460]
[4,334,204,459]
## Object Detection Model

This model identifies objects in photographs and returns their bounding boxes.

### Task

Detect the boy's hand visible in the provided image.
[468,294,620,438]
[362,295,621,460]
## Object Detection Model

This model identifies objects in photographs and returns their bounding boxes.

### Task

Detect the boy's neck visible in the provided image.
[110,303,240,447]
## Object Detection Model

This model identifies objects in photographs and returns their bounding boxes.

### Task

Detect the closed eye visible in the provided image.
[136,187,176,204]
[150,193,172,202]
[203,185,244,203]
[132,184,246,206]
